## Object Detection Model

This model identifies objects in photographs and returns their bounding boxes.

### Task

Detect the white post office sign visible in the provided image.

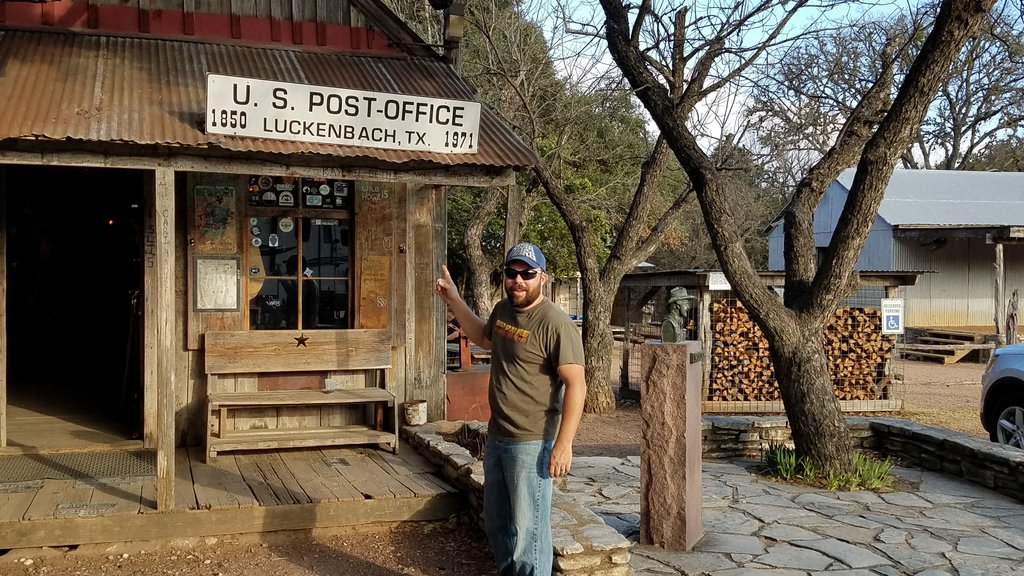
[206,74,481,154]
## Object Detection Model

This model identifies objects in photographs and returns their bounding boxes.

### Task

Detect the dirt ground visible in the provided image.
[892,358,987,439]
[575,355,990,457]
[0,518,495,576]
[0,358,990,576]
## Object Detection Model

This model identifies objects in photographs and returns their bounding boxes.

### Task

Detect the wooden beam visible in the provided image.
[155,168,176,511]
[204,329,392,374]
[0,151,518,188]
[699,286,711,401]
[394,182,411,408]
[413,185,446,419]
[620,287,631,390]
[0,494,462,549]
[0,165,6,447]
[503,183,522,255]
[183,0,196,35]
[139,0,151,33]
[996,242,1006,345]
[143,171,158,448]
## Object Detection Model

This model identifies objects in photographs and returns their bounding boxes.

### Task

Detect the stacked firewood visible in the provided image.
[709,301,895,402]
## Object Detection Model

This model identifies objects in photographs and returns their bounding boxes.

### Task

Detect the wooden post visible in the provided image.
[699,286,712,401]
[503,183,522,256]
[458,334,472,369]
[143,175,158,448]
[155,168,176,511]
[884,285,899,383]
[437,186,449,416]
[0,165,6,447]
[621,287,632,390]
[996,242,1005,346]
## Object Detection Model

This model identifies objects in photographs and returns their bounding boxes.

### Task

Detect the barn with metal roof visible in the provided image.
[766,169,1024,330]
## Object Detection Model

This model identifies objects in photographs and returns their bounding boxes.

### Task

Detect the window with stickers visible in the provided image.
[245,175,353,330]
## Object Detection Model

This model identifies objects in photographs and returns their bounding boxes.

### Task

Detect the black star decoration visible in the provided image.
[294,334,309,348]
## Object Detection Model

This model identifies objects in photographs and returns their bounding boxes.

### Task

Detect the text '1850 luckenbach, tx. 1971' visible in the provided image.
[205,74,482,154]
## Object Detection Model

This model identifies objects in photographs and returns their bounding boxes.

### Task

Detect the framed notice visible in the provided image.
[193,185,237,252]
[359,255,390,328]
[707,271,732,291]
[195,255,240,311]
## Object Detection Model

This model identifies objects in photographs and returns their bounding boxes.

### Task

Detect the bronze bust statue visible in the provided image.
[661,287,695,343]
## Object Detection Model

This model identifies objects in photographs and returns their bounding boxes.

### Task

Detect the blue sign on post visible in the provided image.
[881,299,904,335]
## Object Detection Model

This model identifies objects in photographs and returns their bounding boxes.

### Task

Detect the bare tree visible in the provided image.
[461,0,704,413]
[597,0,995,469]
[461,187,505,317]
[749,2,1024,172]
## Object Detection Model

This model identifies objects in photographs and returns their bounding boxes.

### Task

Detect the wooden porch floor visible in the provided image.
[0,443,462,550]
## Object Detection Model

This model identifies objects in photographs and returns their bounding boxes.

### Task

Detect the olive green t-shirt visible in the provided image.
[484,297,585,440]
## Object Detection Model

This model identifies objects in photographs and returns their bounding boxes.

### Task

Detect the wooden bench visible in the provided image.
[204,329,398,461]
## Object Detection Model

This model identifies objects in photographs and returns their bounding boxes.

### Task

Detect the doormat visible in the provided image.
[0,450,156,483]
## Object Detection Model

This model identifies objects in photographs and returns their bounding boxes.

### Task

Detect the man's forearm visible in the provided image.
[446,299,489,350]
[555,365,587,448]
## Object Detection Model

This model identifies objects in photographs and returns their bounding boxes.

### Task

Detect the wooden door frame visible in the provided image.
[0,165,6,446]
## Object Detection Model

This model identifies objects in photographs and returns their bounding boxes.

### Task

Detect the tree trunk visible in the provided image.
[463,187,503,316]
[582,286,616,414]
[768,323,853,471]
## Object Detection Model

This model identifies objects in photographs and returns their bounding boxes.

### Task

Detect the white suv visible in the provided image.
[981,343,1024,447]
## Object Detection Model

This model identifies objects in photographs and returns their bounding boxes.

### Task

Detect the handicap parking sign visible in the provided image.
[881,299,904,335]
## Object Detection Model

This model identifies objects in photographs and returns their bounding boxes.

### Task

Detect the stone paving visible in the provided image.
[563,456,1024,575]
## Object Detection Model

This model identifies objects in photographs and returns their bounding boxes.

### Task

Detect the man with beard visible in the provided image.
[435,242,586,576]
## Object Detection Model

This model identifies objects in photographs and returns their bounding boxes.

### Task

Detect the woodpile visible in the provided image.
[709,301,895,402]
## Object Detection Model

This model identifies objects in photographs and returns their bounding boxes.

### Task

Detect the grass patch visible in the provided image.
[760,442,895,491]
[896,408,986,439]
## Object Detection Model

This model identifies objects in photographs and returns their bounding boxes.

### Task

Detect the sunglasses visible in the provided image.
[503,267,541,281]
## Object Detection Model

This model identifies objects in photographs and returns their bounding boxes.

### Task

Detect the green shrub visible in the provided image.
[760,444,895,491]
[852,452,895,490]
[762,441,799,480]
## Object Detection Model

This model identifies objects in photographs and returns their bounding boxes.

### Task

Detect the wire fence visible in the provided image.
[620,286,905,412]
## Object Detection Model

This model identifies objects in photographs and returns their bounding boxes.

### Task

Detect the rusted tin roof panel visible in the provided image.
[0,28,536,169]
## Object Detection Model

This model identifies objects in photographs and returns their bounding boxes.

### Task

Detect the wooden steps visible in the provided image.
[207,389,398,460]
[208,425,397,453]
[208,389,395,408]
[900,328,993,364]
[0,446,461,550]
[920,329,986,342]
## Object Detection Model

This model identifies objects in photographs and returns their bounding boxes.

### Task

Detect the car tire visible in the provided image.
[989,392,1024,447]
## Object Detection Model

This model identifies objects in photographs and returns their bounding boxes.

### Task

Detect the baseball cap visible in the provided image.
[504,242,546,271]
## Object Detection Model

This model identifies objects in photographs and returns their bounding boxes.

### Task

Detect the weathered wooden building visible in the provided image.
[0,0,533,533]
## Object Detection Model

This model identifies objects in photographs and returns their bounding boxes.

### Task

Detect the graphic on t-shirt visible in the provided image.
[495,319,530,343]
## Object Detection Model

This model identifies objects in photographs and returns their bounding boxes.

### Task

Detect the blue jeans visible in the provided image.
[483,437,554,576]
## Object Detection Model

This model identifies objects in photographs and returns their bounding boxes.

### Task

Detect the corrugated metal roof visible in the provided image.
[837,168,1024,227]
[0,28,537,169]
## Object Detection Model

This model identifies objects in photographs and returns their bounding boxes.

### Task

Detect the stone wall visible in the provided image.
[703,415,1024,502]
[401,421,634,576]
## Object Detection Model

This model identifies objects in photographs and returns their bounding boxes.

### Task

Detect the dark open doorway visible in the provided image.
[5,165,145,446]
